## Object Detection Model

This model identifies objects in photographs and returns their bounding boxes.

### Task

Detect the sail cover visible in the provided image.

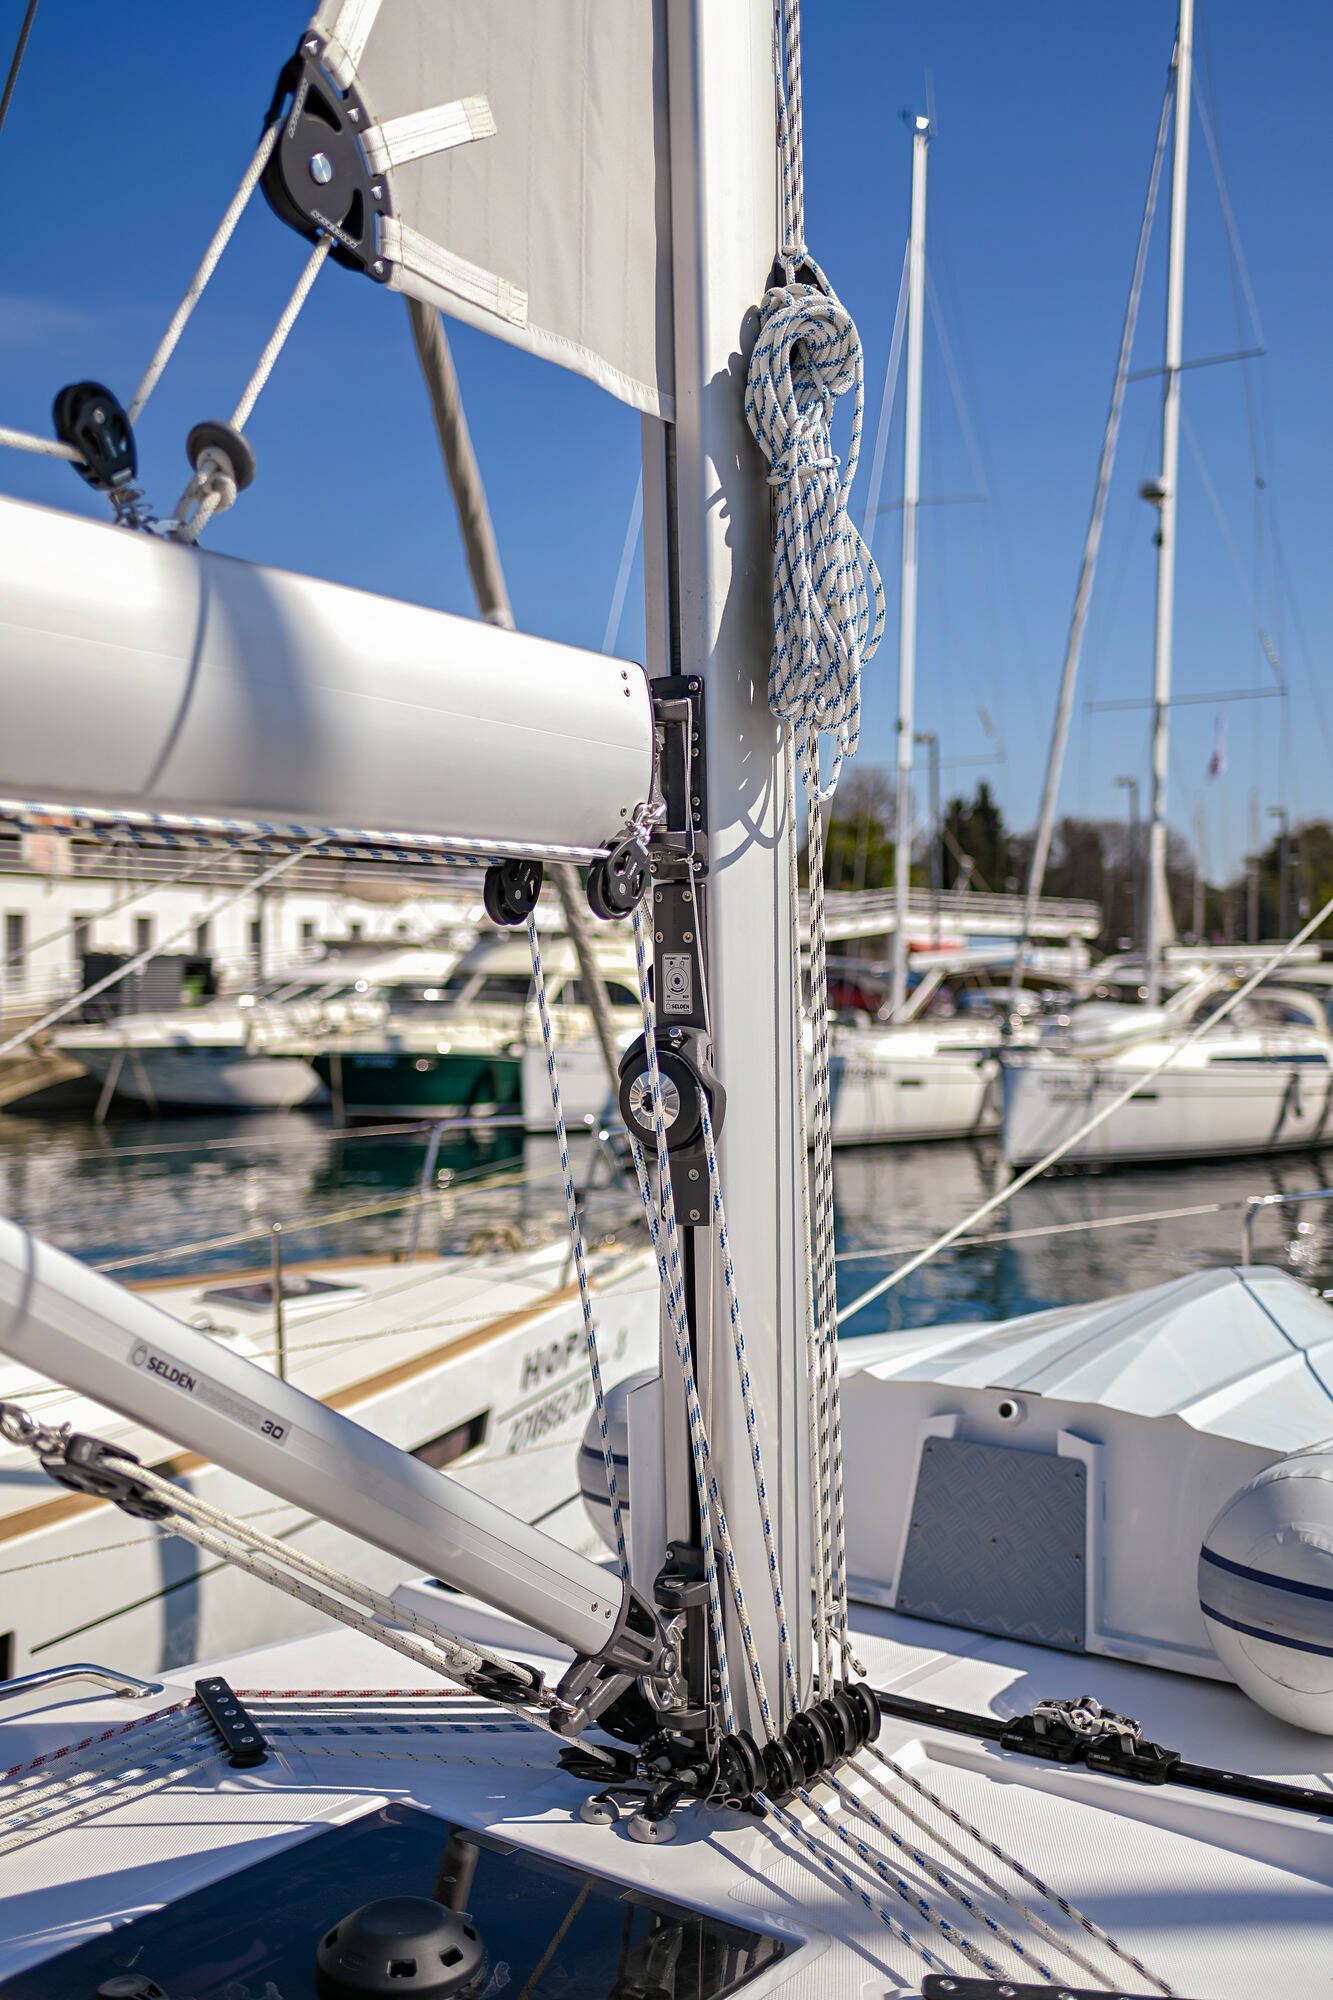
[306,0,674,416]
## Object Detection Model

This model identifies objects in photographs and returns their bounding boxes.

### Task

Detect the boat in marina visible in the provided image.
[308,932,641,1125]
[997,0,1328,1172]
[3,2,1333,1995]
[1004,981,1333,1166]
[45,946,465,1113]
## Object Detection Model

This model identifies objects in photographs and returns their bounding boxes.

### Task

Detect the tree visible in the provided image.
[942,781,1011,892]
[800,765,903,891]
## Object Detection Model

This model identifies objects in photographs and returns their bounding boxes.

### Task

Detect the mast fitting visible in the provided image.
[262,37,390,279]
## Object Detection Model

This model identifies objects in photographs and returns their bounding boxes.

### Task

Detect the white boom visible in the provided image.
[0,1217,639,1666]
[0,493,652,858]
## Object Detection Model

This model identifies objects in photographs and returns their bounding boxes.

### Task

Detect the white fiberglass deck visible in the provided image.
[1,1596,1328,1996]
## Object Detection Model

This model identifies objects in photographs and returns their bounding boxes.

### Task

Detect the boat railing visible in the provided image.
[1240,1187,1333,1264]
[0,1662,164,1702]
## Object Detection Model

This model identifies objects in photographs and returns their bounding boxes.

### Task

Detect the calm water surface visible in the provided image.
[3,1107,1333,1338]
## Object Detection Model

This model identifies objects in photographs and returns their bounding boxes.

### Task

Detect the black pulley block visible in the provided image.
[718,1728,767,1806]
[53,381,137,491]
[262,39,390,277]
[186,420,257,491]
[586,835,650,920]
[617,1036,704,1152]
[483,859,543,927]
[316,1897,487,1998]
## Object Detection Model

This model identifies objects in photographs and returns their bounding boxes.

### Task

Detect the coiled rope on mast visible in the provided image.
[745,0,879,1685]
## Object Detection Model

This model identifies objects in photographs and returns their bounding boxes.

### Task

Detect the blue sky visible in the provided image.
[2,2,1329,877]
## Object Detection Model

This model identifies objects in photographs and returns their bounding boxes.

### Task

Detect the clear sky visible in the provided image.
[2,2,1328,878]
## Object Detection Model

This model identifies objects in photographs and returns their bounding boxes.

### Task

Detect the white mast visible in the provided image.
[649,0,810,1723]
[890,115,930,1020]
[1144,0,1194,1004]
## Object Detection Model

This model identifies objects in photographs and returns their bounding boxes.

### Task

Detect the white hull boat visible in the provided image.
[827,1020,1001,1144]
[51,951,464,1114]
[1003,1017,1333,1166]
[63,1034,328,1110]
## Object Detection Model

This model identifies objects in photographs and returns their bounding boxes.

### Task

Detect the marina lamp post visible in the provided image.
[1115,775,1141,956]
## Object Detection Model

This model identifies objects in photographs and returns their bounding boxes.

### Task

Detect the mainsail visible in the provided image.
[302,0,674,416]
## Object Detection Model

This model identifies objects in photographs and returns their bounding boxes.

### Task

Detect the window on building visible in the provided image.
[134,916,154,956]
[348,921,364,943]
[73,913,93,961]
[5,912,26,979]
[300,918,317,950]
[194,918,211,956]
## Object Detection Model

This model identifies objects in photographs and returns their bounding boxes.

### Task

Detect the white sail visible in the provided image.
[307,0,674,416]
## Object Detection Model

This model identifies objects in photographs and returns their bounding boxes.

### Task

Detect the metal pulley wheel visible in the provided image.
[483,859,544,927]
[617,1037,703,1151]
[186,420,257,492]
[586,836,650,920]
[52,381,137,493]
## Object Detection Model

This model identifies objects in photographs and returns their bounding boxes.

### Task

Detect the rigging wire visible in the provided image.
[601,472,643,656]
[859,241,910,539]
[0,0,38,142]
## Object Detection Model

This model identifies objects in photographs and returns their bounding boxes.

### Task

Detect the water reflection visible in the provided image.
[1,1106,1331,1331]
[0,1107,635,1277]
[833,1140,1333,1339]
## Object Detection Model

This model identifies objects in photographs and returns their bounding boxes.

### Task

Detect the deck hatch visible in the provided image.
[4,1800,785,1998]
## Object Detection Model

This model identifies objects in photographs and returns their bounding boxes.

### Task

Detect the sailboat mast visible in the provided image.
[890,115,930,1021]
[1145,0,1194,1004]
[647,0,810,1725]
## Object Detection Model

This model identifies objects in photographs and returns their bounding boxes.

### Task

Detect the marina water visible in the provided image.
[3,1106,1331,1339]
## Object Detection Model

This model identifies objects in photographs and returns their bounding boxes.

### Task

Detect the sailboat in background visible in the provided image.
[823,110,1018,1144]
[1002,0,1333,1167]
[1,5,1332,1995]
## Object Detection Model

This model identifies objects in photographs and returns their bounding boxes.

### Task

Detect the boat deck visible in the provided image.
[2,1593,1328,1995]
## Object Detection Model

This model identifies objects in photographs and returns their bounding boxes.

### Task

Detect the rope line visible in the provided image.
[861,1745,1171,1993]
[173,235,333,544]
[0,0,38,140]
[629,903,737,1730]
[129,123,283,424]
[0,423,78,461]
[526,913,627,1579]
[124,1460,544,1698]
[795,1781,1008,1979]
[700,1092,797,1723]
[744,283,884,800]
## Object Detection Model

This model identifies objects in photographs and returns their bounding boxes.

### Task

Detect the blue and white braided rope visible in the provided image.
[826,1772,1057,1982]
[757,1789,958,1980]
[526,914,628,1581]
[795,1782,1011,1981]
[699,1092,798,1726]
[860,1744,1171,1995]
[744,281,884,801]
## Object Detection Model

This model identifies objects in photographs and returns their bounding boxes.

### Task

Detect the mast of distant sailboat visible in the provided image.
[889,113,931,1021]
[1144,0,1194,1002]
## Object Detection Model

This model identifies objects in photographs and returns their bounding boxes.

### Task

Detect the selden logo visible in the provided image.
[130,1344,197,1394]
